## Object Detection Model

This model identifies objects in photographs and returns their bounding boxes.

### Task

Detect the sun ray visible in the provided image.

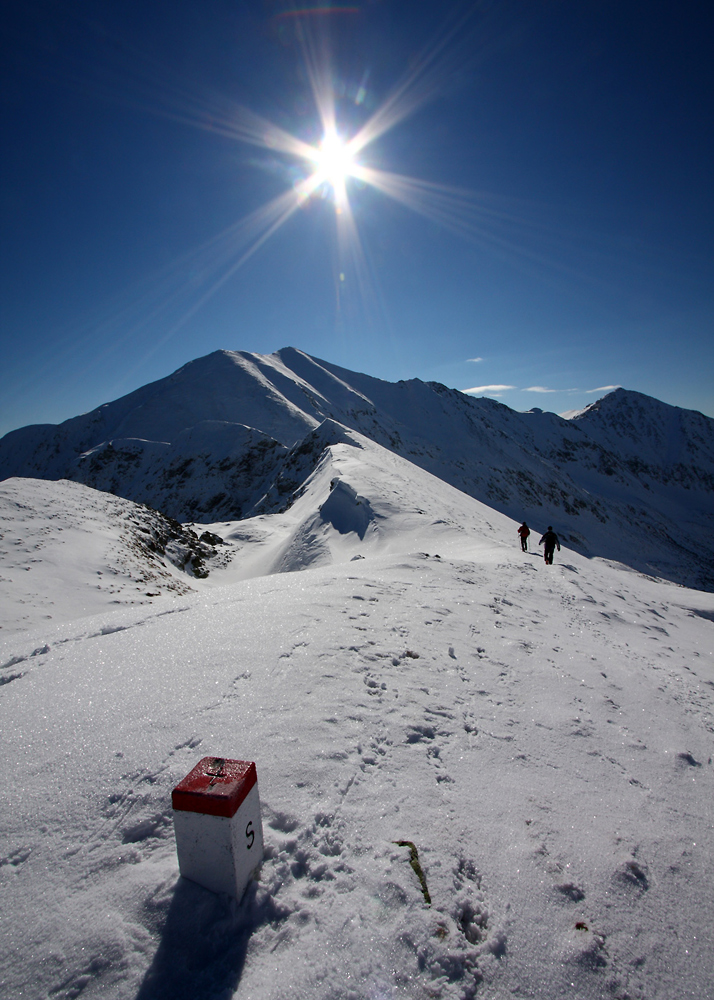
[295,17,338,141]
[353,166,626,289]
[22,182,318,401]
[132,189,309,368]
[118,73,319,161]
[332,191,384,335]
[347,5,478,156]
[51,16,320,162]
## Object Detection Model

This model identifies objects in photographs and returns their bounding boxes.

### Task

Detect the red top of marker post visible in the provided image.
[172,757,257,818]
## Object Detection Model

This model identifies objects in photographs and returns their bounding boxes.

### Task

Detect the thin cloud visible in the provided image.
[586,384,620,394]
[466,357,483,363]
[524,386,556,393]
[463,384,516,396]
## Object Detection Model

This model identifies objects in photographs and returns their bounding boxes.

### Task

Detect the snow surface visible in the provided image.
[1,431,713,999]
[0,478,228,634]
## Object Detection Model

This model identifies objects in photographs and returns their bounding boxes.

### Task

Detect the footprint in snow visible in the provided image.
[613,853,649,894]
[452,857,491,946]
[554,881,586,902]
[98,744,200,851]
[0,845,31,869]
[0,671,25,687]
[122,812,172,844]
[557,923,608,970]
[264,805,300,834]
[363,674,387,696]
[405,723,437,743]
[389,851,506,998]
[261,808,353,906]
[1,654,28,671]
[358,732,391,769]
[675,751,702,769]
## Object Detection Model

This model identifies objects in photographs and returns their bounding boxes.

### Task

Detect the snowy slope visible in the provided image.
[192,420,518,583]
[0,478,228,634]
[0,347,713,591]
[1,435,714,1000]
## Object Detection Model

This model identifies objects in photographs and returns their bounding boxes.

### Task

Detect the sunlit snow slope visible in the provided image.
[0,478,227,633]
[1,431,713,1000]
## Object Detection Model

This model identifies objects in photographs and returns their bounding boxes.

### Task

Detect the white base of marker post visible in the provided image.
[172,757,264,901]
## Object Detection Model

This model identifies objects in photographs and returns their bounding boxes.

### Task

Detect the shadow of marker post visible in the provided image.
[135,878,256,1000]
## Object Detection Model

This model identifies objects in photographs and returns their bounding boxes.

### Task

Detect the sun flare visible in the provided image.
[310,131,356,205]
[117,9,495,336]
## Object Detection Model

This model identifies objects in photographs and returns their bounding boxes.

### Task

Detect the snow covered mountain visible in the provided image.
[2,425,713,999]
[1,347,713,590]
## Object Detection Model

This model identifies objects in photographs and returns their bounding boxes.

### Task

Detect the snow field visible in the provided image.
[1,435,713,999]
[0,478,199,634]
[1,538,713,999]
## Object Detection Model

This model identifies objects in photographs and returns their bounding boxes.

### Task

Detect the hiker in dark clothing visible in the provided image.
[517,522,530,552]
[539,526,560,564]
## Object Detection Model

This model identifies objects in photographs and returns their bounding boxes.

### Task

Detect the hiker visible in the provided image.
[539,526,560,564]
[517,522,530,552]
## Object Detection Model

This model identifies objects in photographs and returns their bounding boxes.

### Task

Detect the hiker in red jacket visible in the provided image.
[517,522,530,552]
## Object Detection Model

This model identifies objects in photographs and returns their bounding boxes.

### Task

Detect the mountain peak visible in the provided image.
[571,386,714,471]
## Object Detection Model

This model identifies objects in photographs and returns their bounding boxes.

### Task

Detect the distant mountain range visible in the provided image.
[1,347,712,590]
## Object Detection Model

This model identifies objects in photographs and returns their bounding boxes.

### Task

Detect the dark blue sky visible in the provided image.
[2,0,713,436]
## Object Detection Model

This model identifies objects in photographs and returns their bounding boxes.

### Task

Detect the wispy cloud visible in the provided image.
[586,385,620,394]
[463,384,516,396]
[524,385,556,393]
[466,357,483,363]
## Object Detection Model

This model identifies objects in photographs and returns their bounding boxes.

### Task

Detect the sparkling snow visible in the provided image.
[1,433,713,999]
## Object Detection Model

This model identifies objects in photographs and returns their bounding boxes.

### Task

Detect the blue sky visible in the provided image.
[1,0,713,437]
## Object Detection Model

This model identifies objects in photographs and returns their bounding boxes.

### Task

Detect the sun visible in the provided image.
[124,8,493,335]
[310,130,356,206]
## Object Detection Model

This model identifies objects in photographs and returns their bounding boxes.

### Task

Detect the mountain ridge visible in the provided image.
[1,347,712,590]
